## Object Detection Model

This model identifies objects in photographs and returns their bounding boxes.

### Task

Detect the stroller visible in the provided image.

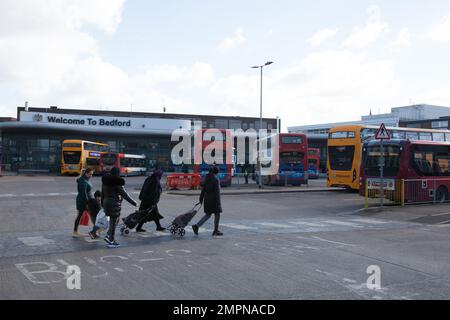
[119,205,156,236]
[168,203,202,237]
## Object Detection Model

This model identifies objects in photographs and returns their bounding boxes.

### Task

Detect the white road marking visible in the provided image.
[290,221,327,227]
[0,192,78,198]
[310,236,356,247]
[132,265,144,271]
[431,212,450,217]
[349,218,388,225]
[56,259,70,267]
[114,268,124,272]
[323,220,362,227]
[254,222,293,228]
[18,236,55,246]
[221,223,258,230]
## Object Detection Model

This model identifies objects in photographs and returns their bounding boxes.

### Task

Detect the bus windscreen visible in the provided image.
[63,151,81,164]
[328,146,355,171]
[364,145,401,177]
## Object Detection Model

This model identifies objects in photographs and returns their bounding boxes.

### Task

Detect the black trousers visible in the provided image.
[89,211,100,234]
[196,213,220,232]
[107,216,120,241]
[74,209,84,232]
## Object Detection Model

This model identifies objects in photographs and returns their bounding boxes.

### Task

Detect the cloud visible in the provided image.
[216,28,246,53]
[0,0,125,105]
[308,28,338,47]
[414,85,450,107]
[428,12,450,42]
[391,28,411,47]
[204,50,398,128]
[0,1,401,131]
[342,5,389,49]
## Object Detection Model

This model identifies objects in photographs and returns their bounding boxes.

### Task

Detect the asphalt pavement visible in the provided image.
[1,175,450,299]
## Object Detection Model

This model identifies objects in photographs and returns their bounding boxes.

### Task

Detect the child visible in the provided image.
[87,190,103,239]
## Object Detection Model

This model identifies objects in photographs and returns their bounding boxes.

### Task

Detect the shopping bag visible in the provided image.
[79,210,90,226]
[95,209,110,229]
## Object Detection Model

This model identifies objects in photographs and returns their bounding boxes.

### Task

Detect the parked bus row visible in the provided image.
[326,124,450,203]
[326,125,450,190]
[61,140,146,176]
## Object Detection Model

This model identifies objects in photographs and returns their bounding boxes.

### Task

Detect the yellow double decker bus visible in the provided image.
[327,125,450,190]
[61,140,109,175]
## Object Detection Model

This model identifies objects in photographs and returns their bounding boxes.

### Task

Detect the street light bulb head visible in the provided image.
[251,66,259,69]
[265,61,274,66]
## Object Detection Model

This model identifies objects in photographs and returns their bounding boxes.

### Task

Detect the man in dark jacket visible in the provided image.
[192,166,223,236]
[102,167,137,248]
[136,170,165,232]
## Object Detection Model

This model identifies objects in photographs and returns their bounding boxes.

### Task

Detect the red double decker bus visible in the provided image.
[308,148,320,179]
[260,133,309,186]
[360,139,450,203]
[193,129,233,187]
[100,153,147,176]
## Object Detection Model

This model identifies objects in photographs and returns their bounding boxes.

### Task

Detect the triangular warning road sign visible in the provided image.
[375,123,390,140]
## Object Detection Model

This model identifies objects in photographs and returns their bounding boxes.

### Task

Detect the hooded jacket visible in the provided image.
[76,175,93,211]
[101,174,137,217]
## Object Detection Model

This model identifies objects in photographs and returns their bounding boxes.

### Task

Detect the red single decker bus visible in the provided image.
[260,133,309,186]
[308,148,320,179]
[100,153,147,176]
[194,129,233,187]
[360,139,450,203]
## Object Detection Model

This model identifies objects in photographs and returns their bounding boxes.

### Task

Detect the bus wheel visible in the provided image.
[435,186,448,203]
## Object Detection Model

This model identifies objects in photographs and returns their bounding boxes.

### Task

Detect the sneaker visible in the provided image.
[212,230,223,236]
[107,241,120,248]
[104,235,113,245]
[72,231,84,238]
[88,231,98,239]
[192,225,199,235]
[136,228,147,232]
[156,227,166,231]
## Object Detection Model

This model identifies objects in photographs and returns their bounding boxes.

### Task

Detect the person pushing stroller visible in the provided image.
[135,169,166,232]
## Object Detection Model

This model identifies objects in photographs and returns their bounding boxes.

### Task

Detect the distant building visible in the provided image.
[288,104,450,173]
[0,106,279,173]
[0,117,16,122]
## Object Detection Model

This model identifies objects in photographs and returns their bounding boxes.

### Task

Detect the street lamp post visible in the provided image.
[251,61,273,189]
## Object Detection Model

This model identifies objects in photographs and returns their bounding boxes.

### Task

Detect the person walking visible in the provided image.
[192,166,223,236]
[73,168,94,237]
[136,170,165,232]
[102,167,137,248]
[243,164,249,184]
[87,190,103,239]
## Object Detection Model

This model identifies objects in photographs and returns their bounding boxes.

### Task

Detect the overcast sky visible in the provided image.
[1,0,450,130]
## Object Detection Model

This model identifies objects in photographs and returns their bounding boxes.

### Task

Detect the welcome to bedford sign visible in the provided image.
[19,111,191,131]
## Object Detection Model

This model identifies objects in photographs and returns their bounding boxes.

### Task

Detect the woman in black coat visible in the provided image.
[192,166,223,236]
[102,167,137,247]
[136,170,165,232]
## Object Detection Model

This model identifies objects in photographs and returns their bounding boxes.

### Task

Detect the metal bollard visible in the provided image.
[364,179,369,209]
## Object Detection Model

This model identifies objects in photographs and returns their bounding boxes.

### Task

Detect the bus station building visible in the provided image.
[0,106,279,173]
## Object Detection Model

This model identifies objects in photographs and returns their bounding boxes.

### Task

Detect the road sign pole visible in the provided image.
[380,139,384,208]
[374,123,390,209]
